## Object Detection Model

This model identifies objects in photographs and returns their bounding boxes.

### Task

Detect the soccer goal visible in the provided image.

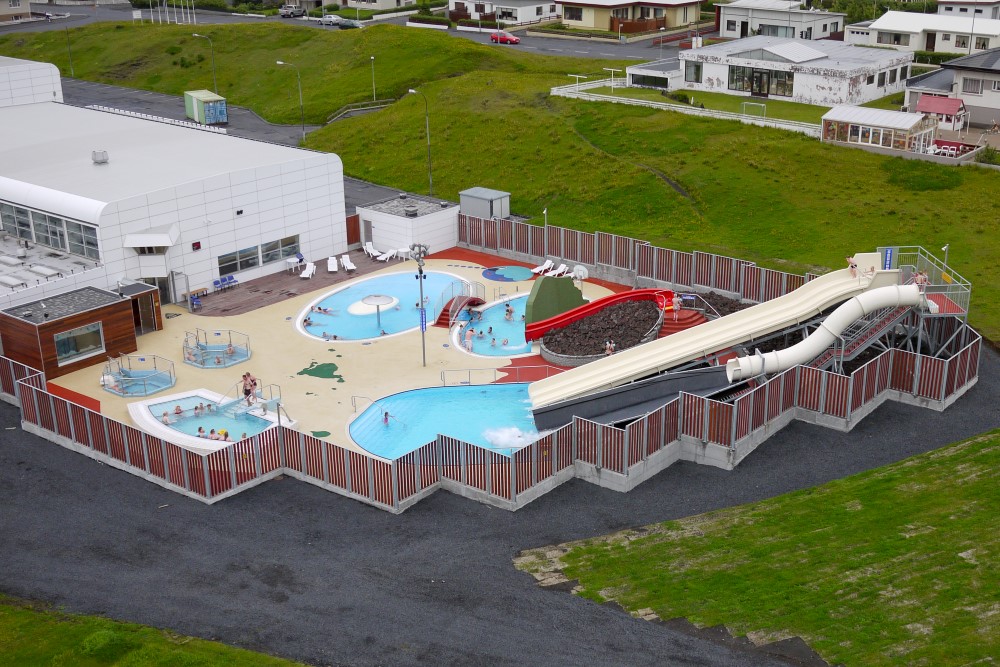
[741,102,767,118]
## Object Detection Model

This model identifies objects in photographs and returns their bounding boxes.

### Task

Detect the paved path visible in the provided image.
[1,347,997,666]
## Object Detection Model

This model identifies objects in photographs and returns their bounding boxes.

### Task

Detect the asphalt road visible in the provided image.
[2,346,998,666]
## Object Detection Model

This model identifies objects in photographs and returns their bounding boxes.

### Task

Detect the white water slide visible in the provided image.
[529,252,910,411]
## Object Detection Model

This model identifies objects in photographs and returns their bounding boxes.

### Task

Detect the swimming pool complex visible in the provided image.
[350,383,538,459]
[456,295,532,356]
[299,271,462,340]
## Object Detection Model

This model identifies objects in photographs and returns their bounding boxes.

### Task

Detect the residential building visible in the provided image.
[938,0,1000,21]
[643,36,912,105]
[905,48,1000,125]
[821,105,938,153]
[448,0,559,23]
[0,0,30,23]
[558,0,700,33]
[716,0,846,41]
[343,0,413,13]
[845,11,1000,53]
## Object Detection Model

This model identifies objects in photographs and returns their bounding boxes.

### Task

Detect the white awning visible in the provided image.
[122,223,180,248]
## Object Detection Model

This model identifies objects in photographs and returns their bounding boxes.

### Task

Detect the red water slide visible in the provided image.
[524,289,674,342]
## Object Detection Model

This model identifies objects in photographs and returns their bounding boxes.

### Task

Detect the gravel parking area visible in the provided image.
[1,347,997,666]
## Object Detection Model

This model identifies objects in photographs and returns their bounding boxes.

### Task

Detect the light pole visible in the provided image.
[192,33,217,94]
[408,88,433,196]
[65,28,75,77]
[276,60,306,143]
[370,55,376,102]
[658,26,666,61]
[942,244,950,269]
[542,207,548,257]
[410,243,430,367]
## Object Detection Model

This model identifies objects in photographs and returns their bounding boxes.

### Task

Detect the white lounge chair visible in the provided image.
[363,241,380,259]
[300,262,316,279]
[531,259,554,274]
[327,256,338,273]
[377,248,396,262]
[341,255,356,273]
[544,263,568,277]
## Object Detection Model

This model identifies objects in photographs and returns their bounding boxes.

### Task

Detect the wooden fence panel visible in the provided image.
[490,451,511,500]
[636,244,655,280]
[797,367,822,412]
[165,443,186,487]
[208,450,233,496]
[674,252,693,287]
[514,445,534,493]
[124,424,145,468]
[36,391,54,432]
[349,451,370,498]
[681,393,704,440]
[107,421,127,462]
[823,373,850,418]
[234,440,259,485]
[555,425,574,472]
[53,397,72,439]
[742,266,761,302]
[915,356,946,399]
[627,418,646,467]
[602,426,625,473]
[303,436,324,480]
[706,401,733,447]
[326,443,348,489]
[466,444,488,492]
[440,436,463,482]
[70,404,90,448]
[259,429,282,473]
[147,436,165,479]
[283,430,302,472]
[662,399,679,446]
[575,418,599,465]
[88,411,107,454]
[417,441,439,488]
[396,453,416,501]
[890,350,916,392]
[498,219,514,253]
[579,233,595,265]
[536,435,554,481]
[372,460,394,506]
[187,453,206,496]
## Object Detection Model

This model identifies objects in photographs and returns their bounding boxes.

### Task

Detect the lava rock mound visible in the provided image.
[543,301,660,356]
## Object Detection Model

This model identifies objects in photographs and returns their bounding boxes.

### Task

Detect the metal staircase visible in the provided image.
[809,305,914,371]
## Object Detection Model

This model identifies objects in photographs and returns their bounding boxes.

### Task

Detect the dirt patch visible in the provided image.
[104,58,150,81]
[543,301,659,356]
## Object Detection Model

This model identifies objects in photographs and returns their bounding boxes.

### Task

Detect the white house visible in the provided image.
[664,36,913,105]
[938,0,1000,21]
[356,194,459,256]
[343,0,415,13]
[0,59,347,310]
[558,0,701,32]
[905,48,1000,125]
[448,0,558,23]
[717,0,846,41]
[845,11,1000,53]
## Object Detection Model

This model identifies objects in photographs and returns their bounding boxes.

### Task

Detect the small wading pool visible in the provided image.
[127,389,289,455]
[456,295,532,356]
[482,265,534,282]
[350,383,539,459]
[299,271,462,340]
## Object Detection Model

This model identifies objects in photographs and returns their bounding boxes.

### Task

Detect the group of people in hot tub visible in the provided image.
[159,400,248,442]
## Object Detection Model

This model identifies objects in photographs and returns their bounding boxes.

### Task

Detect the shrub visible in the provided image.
[667,91,689,104]
[417,2,433,14]
[408,14,451,25]
[975,145,1000,166]
[913,50,964,65]
[80,630,135,662]
[457,18,502,28]
[165,45,181,55]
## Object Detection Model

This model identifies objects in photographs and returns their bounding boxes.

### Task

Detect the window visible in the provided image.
[639,6,650,17]
[867,74,875,85]
[976,36,990,49]
[550,4,555,11]
[878,71,886,86]
[899,65,908,80]
[261,235,300,264]
[822,23,827,32]
[993,80,1000,91]
[611,7,628,18]
[943,33,951,41]
[9,0,20,7]
[960,6,968,10]
[876,31,910,46]
[889,69,897,84]
[684,61,702,83]
[218,245,260,276]
[962,77,985,94]
[1,200,99,260]
[944,5,952,9]
[955,34,969,48]
[536,5,543,15]
[654,7,663,16]
[726,19,737,31]
[31,211,65,250]
[65,221,100,260]
[975,8,983,12]
[682,6,689,21]
[831,21,838,31]
[134,247,167,255]
[728,65,751,91]
[563,5,581,20]
[759,24,794,37]
[54,323,104,366]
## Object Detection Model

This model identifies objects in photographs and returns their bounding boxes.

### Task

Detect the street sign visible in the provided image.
[883,247,893,271]
[419,307,427,332]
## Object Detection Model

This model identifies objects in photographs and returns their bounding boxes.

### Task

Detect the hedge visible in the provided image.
[408,14,451,25]
[457,18,503,28]
[913,50,965,65]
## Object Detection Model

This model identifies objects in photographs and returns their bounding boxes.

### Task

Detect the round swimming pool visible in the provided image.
[482,265,534,282]
[350,383,538,458]
[456,295,532,357]
[299,271,463,341]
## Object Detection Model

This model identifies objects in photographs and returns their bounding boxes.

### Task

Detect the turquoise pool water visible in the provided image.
[302,271,459,340]
[482,265,534,282]
[350,383,538,458]
[104,369,175,397]
[147,395,270,440]
[458,295,532,356]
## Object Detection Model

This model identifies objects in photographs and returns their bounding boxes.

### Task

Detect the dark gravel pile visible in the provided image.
[700,291,752,317]
[543,301,660,356]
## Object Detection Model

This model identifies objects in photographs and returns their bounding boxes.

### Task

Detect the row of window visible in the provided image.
[724,21,837,34]
[728,66,794,97]
[562,4,681,22]
[961,78,1000,94]
[877,31,910,46]
[217,235,300,277]
[942,34,990,49]
[0,201,100,261]
[865,66,908,87]
[55,322,104,366]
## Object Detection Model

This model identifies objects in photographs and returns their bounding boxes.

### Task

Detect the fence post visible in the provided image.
[622,427,629,476]
[436,435,444,481]
[846,368,855,422]
[391,461,399,508]
[509,455,517,504]
[415,447,423,491]
[532,443,538,486]
[793,365,802,408]
[227,446,238,489]
[203,454,212,498]
[460,443,467,485]
[702,398,710,443]
[140,432,151,473]
[252,437,262,478]
[571,418,578,464]
[596,423,603,468]
[344,447,353,493]
[321,439,330,483]
[299,434,307,476]
[730,398,738,448]
[366,455,375,501]
[818,371,828,415]
[181,448,191,490]
[485,450,493,496]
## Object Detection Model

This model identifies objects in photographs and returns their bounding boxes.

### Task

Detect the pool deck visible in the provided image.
[50,249,615,456]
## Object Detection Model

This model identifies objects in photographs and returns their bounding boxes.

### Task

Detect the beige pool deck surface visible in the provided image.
[51,249,615,456]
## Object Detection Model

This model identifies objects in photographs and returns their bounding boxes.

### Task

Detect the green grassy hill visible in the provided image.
[1,23,997,340]
[517,430,1000,666]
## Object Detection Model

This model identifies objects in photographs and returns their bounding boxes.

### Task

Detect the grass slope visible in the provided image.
[0,596,303,666]
[1,24,998,339]
[517,430,1000,666]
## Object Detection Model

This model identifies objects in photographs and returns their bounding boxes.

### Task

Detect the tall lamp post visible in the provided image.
[192,33,217,95]
[65,28,75,77]
[410,243,430,367]
[658,26,666,61]
[276,60,306,143]
[542,207,548,257]
[942,244,950,270]
[408,88,434,196]
[370,55,376,102]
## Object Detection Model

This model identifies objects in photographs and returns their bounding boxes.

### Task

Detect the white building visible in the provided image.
[717,0,846,41]
[938,0,1000,21]
[660,36,912,105]
[356,194,459,256]
[905,48,1000,125]
[558,0,701,32]
[0,56,62,107]
[448,0,558,23]
[845,11,1000,53]
[0,59,347,310]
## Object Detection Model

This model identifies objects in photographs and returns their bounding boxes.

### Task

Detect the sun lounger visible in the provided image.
[300,262,316,279]
[364,241,380,259]
[341,255,356,273]
[544,263,568,278]
[327,256,339,273]
[377,249,396,262]
[531,259,554,274]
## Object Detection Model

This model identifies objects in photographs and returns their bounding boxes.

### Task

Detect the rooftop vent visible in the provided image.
[398,193,408,200]
[92,150,109,165]
[403,205,419,218]
[440,201,449,208]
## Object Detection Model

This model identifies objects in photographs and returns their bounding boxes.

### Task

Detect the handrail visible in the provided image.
[683,293,721,320]
[440,365,563,386]
[351,395,375,413]
[326,99,396,124]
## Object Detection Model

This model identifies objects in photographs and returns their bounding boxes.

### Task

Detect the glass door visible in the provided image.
[751,70,770,97]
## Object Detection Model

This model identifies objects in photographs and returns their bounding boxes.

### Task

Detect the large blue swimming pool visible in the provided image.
[147,395,271,441]
[350,383,538,458]
[458,295,532,356]
[301,271,461,341]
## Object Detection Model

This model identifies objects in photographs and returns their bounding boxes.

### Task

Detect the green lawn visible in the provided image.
[516,430,1000,666]
[0,23,998,341]
[593,86,831,124]
[0,596,303,665]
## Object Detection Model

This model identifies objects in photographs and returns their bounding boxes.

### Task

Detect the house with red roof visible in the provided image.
[915,95,968,130]
[905,48,1000,127]
[558,0,700,33]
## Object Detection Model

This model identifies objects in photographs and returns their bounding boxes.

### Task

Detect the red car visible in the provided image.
[491,31,520,44]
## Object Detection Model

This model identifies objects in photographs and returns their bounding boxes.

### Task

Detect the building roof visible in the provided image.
[459,187,511,200]
[561,0,697,7]
[724,0,846,14]
[2,286,123,324]
[867,10,1000,36]
[822,105,928,130]
[937,0,1000,5]
[359,193,457,218]
[0,102,338,226]
[681,35,911,71]
[915,95,966,114]
[942,47,1000,71]
[906,67,956,92]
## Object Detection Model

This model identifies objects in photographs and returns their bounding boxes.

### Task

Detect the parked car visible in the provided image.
[338,19,363,29]
[320,13,343,24]
[490,30,520,44]
[279,4,306,17]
